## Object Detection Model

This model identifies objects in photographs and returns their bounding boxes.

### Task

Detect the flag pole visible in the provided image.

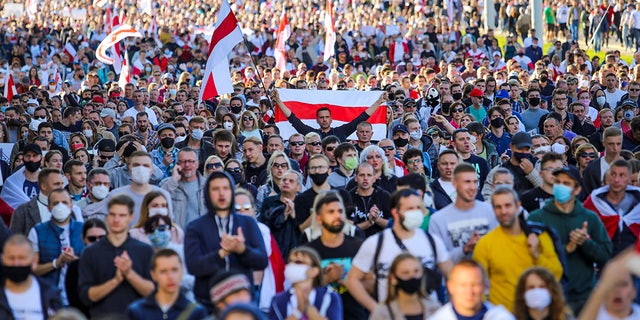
[241,35,274,106]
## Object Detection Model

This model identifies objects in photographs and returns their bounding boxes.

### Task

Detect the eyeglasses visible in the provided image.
[407,158,422,164]
[452,108,464,113]
[226,167,242,173]
[309,141,321,146]
[178,159,197,165]
[235,203,252,211]
[154,225,171,232]
[86,235,105,243]
[208,122,216,127]
[325,146,335,152]
[273,162,288,169]
[381,146,395,151]
[242,117,254,121]
[206,162,223,170]
[629,88,640,92]
[290,141,305,146]
[579,152,596,159]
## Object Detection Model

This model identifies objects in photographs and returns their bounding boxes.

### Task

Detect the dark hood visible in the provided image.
[204,171,237,216]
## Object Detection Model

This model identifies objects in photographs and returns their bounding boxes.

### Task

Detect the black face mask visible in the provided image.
[309,172,329,186]
[160,137,175,149]
[514,152,532,162]
[540,76,548,83]
[395,276,422,294]
[177,111,185,116]
[452,93,463,101]
[490,117,505,128]
[229,171,244,185]
[529,97,541,107]
[5,118,20,127]
[441,102,452,114]
[230,106,243,114]
[23,160,40,172]
[4,265,31,283]
[394,137,409,148]
[517,52,525,56]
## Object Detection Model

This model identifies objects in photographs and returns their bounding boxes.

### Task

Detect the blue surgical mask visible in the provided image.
[553,184,573,204]
[169,89,177,96]
[148,228,171,248]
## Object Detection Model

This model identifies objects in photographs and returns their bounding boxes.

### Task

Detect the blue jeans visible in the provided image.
[571,21,579,41]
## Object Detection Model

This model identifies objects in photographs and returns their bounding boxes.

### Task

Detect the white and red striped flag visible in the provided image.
[274,89,386,140]
[274,11,290,71]
[3,72,17,101]
[96,24,142,66]
[118,50,131,89]
[199,0,244,102]
[94,0,109,8]
[64,42,77,62]
[150,16,163,48]
[323,0,336,61]
[585,186,640,239]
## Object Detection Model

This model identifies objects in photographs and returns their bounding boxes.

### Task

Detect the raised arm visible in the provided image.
[270,90,292,118]
[365,92,388,116]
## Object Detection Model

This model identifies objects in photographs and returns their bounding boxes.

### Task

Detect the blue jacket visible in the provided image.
[184,172,268,310]
[125,291,207,320]
[268,286,343,320]
[34,220,84,286]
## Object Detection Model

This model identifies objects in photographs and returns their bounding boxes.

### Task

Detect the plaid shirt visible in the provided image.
[135,129,159,151]
[511,100,524,114]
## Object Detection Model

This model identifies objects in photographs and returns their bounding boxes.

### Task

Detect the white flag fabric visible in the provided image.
[274,11,290,71]
[96,24,142,65]
[323,0,336,61]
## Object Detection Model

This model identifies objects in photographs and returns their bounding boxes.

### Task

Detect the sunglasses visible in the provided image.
[119,132,131,136]
[452,108,464,113]
[579,152,596,158]
[154,225,171,232]
[381,146,395,151]
[226,167,242,173]
[309,141,321,146]
[325,146,336,152]
[206,162,223,170]
[235,203,252,211]
[86,235,105,243]
[337,85,346,89]
[99,154,113,160]
[290,141,305,146]
[273,162,288,169]
[242,117,254,121]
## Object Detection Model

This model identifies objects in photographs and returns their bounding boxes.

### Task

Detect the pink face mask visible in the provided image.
[71,143,84,151]
[579,99,591,108]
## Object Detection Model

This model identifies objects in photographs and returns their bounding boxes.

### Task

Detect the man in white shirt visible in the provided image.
[603,72,627,109]
[123,89,159,126]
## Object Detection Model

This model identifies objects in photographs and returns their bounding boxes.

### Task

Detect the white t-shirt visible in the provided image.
[438,179,456,202]
[596,304,640,319]
[28,224,71,306]
[123,106,159,126]
[351,228,449,302]
[5,278,44,320]
[428,200,498,263]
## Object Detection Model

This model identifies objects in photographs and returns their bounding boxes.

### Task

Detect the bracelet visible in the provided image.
[52,258,58,269]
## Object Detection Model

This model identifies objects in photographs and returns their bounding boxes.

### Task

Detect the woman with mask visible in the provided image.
[513,267,574,320]
[81,120,102,148]
[68,133,88,153]
[222,113,241,139]
[130,191,184,245]
[225,159,258,198]
[590,89,610,111]
[256,151,292,214]
[268,247,342,319]
[370,253,441,319]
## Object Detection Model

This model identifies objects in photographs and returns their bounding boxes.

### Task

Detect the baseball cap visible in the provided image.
[92,96,105,104]
[23,143,42,155]
[469,88,483,97]
[210,273,251,304]
[100,108,116,118]
[96,139,116,152]
[156,123,176,134]
[619,98,638,109]
[26,99,39,106]
[553,166,583,186]
[403,98,416,107]
[496,89,510,100]
[392,124,409,134]
[511,132,532,149]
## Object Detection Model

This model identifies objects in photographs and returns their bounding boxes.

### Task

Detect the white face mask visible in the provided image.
[83,129,93,138]
[51,203,71,222]
[175,136,187,143]
[223,121,234,131]
[148,207,169,217]
[284,263,309,284]
[409,130,422,140]
[402,210,424,230]
[596,96,606,106]
[551,143,566,154]
[524,288,552,311]
[191,128,204,140]
[131,166,151,185]
[91,185,109,200]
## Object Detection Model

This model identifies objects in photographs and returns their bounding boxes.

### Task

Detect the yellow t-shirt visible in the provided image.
[472,226,563,312]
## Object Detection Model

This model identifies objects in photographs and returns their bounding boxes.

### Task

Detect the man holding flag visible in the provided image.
[270,89,386,142]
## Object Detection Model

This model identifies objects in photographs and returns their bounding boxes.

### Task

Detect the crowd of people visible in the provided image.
[2,0,640,319]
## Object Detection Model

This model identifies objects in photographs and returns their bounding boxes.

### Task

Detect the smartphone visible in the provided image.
[506,149,512,157]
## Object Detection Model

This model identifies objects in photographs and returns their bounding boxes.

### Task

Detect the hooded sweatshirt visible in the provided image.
[184,171,268,309]
[528,199,612,303]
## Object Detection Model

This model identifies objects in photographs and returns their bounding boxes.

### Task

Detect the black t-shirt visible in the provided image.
[521,187,553,212]
[294,188,352,227]
[348,187,391,238]
[306,236,366,320]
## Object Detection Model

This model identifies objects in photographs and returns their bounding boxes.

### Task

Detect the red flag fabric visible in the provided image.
[3,72,17,101]
[274,89,386,140]
[274,11,290,71]
[199,0,243,101]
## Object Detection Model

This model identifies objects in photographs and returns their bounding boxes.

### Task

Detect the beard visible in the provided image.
[322,220,345,234]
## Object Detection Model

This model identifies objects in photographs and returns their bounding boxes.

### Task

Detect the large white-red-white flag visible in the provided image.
[64,42,77,62]
[199,0,243,102]
[274,89,386,140]
[274,11,290,71]
[96,24,142,66]
[3,72,17,101]
[323,0,336,61]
